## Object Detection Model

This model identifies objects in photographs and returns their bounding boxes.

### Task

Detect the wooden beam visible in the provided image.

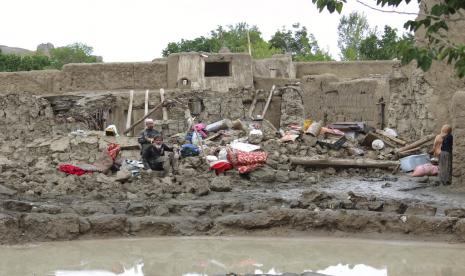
[375,129,407,146]
[123,102,163,135]
[125,90,134,134]
[396,147,422,158]
[144,89,149,115]
[290,157,399,169]
[248,90,258,119]
[261,85,275,119]
[160,88,168,120]
[396,134,435,153]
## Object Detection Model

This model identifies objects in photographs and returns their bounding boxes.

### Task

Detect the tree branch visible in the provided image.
[355,0,421,16]
[355,0,465,22]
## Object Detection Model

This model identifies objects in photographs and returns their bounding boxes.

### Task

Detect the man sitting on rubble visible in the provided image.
[142,135,179,177]
[138,118,160,155]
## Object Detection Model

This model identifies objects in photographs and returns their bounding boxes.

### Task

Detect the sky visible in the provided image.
[1,0,419,62]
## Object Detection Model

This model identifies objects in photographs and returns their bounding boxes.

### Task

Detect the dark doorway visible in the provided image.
[204,62,230,77]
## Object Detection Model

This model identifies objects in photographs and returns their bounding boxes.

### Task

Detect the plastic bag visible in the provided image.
[412,164,439,177]
[191,132,203,147]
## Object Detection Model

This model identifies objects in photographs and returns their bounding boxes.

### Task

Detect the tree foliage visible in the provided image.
[162,22,332,61]
[0,50,51,72]
[360,26,415,60]
[50,43,98,69]
[337,12,370,60]
[163,23,281,59]
[269,23,332,61]
[312,0,465,78]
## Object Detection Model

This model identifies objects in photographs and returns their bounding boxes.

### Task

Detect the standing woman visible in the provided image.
[434,125,453,185]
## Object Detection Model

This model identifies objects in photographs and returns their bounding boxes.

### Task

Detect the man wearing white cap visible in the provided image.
[138,118,160,155]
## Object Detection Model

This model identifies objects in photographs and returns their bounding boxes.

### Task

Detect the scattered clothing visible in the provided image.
[210,160,233,175]
[227,149,268,174]
[180,144,200,158]
[58,164,92,176]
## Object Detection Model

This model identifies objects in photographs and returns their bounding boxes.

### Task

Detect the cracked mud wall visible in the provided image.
[0,61,168,95]
[452,91,465,186]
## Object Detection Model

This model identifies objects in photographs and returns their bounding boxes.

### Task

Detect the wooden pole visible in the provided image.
[144,89,149,115]
[248,90,258,119]
[396,134,435,153]
[396,147,422,158]
[261,85,275,119]
[160,88,168,120]
[125,90,134,134]
[247,29,252,56]
[290,157,399,169]
[375,129,407,146]
[123,102,163,135]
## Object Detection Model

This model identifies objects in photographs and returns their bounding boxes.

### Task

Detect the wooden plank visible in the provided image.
[396,134,435,153]
[125,90,134,133]
[290,157,399,169]
[144,89,149,115]
[261,85,275,119]
[123,102,163,135]
[248,90,258,119]
[375,129,407,146]
[160,88,168,120]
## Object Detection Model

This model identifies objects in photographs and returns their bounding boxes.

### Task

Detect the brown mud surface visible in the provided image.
[2,92,465,244]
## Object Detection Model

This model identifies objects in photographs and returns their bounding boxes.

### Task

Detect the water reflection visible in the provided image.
[316,263,387,276]
[0,237,464,276]
[54,263,387,276]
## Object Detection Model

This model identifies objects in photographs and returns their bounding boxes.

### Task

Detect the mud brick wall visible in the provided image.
[295,61,398,79]
[56,62,168,92]
[280,86,305,127]
[253,55,295,79]
[202,90,246,122]
[0,70,60,95]
[452,91,465,186]
[301,75,389,126]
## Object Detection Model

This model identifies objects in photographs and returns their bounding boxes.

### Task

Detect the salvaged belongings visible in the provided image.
[227,149,268,174]
[58,143,121,176]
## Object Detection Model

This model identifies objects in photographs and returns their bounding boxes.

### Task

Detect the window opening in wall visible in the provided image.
[204,62,230,77]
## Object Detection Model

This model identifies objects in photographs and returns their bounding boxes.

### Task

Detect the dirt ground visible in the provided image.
[1,92,465,244]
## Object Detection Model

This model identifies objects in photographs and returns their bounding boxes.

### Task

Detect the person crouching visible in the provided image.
[142,135,179,177]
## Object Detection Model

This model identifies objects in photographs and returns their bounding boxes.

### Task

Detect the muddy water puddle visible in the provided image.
[1,237,465,276]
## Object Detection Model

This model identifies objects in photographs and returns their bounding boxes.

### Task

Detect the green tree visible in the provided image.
[50,43,98,69]
[269,23,333,61]
[162,23,318,60]
[360,26,415,60]
[312,0,465,78]
[337,11,370,60]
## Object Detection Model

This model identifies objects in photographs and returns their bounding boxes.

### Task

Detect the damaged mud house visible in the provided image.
[1,0,465,249]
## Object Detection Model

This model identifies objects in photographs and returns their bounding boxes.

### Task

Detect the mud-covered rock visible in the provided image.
[0,214,20,242]
[445,208,465,218]
[126,202,148,216]
[0,184,17,196]
[21,213,80,241]
[2,200,33,212]
[405,203,437,216]
[210,176,232,192]
[88,214,128,235]
[72,201,114,215]
[249,166,276,183]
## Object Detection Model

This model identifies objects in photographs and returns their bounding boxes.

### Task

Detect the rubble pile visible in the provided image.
[0,90,463,244]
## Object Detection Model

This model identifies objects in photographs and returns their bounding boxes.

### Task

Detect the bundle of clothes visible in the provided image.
[58,143,122,176]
